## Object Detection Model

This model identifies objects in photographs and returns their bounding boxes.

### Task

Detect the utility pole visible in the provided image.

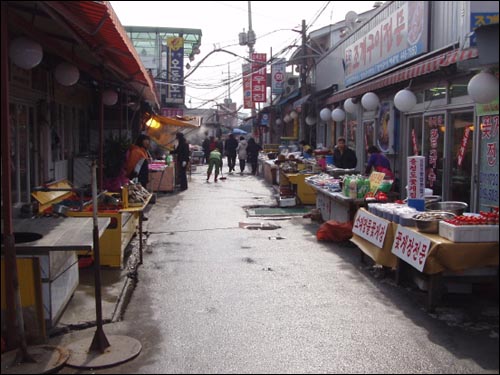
[300,19,307,143]
[247,1,257,140]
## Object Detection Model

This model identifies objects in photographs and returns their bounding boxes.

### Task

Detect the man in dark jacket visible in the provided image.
[171,132,190,191]
[332,137,357,169]
[224,134,238,173]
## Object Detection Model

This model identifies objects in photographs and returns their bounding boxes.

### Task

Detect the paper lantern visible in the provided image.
[55,62,80,86]
[9,36,43,70]
[319,108,331,122]
[102,89,118,106]
[275,118,282,125]
[331,108,346,122]
[394,89,417,112]
[284,114,291,123]
[305,115,316,126]
[361,92,380,111]
[344,98,359,114]
[467,71,499,104]
[290,110,298,119]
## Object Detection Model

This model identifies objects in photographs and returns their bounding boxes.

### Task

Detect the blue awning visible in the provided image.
[276,89,301,106]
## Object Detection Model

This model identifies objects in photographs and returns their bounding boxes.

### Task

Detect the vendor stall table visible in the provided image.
[262,160,278,185]
[305,181,367,222]
[31,180,150,268]
[349,208,499,310]
[280,171,317,205]
[1,217,110,339]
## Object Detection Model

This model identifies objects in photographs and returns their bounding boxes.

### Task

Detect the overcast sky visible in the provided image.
[110,1,380,112]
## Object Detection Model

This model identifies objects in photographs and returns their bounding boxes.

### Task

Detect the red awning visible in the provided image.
[42,2,159,106]
[326,48,479,105]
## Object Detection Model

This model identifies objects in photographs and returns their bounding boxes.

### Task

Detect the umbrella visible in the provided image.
[232,128,247,135]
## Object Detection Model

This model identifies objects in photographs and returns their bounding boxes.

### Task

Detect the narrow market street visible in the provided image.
[53,164,499,374]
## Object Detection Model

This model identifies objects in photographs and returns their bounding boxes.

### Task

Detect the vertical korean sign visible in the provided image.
[271,58,286,95]
[407,156,425,199]
[477,98,499,211]
[242,63,252,109]
[424,114,444,192]
[166,37,184,104]
[251,53,267,103]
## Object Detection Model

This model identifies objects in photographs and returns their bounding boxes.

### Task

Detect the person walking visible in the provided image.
[224,134,238,173]
[246,137,262,176]
[365,145,394,179]
[171,132,190,191]
[201,132,210,164]
[332,137,357,169]
[206,147,222,183]
[236,136,248,175]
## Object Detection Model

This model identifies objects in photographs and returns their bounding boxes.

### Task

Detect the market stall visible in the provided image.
[31,180,151,268]
[305,172,368,222]
[1,216,110,339]
[350,206,499,310]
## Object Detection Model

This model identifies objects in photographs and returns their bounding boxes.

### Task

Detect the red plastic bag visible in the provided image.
[316,220,353,242]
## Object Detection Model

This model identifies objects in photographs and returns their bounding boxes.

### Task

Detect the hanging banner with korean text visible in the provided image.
[165,37,184,104]
[242,63,253,109]
[271,58,286,95]
[477,99,499,211]
[407,156,425,199]
[251,53,267,103]
[391,225,432,272]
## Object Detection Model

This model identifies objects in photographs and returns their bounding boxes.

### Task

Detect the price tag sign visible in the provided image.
[391,225,432,272]
[369,171,385,193]
[352,209,390,248]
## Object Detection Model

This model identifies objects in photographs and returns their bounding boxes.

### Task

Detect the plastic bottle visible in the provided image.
[349,178,357,199]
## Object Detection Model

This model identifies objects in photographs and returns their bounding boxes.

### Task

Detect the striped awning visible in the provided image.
[326,48,479,105]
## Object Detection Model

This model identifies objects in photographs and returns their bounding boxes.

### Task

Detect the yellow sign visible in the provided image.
[167,37,184,51]
[369,171,385,193]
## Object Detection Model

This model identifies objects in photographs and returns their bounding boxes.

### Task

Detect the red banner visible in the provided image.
[251,53,267,103]
[242,63,252,109]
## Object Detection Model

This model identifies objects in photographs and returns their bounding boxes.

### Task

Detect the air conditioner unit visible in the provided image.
[284,75,299,95]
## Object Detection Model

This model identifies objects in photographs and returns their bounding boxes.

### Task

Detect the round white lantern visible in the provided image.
[467,71,499,104]
[319,107,332,122]
[102,89,118,106]
[55,62,80,86]
[344,98,359,114]
[394,89,417,112]
[9,36,43,70]
[275,118,282,126]
[290,110,298,119]
[305,115,316,126]
[361,92,380,111]
[284,114,291,123]
[331,108,346,122]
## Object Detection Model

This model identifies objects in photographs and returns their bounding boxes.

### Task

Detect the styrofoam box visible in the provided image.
[439,221,499,243]
[278,197,296,207]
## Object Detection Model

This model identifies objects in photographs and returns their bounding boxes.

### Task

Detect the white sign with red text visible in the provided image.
[391,225,432,272]
[352,210,390,248]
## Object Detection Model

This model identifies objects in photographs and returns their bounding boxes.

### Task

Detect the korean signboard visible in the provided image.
[165,37,184,104]
[271,58,286,95]
[477,99,499,211]
[407,156,425,199]
[251,53,267,103]
[352,209,390,248]
[391,225,431,272]
[242,63,253,109]
[424,114,444,191]
[161,107,184,117]
[345,1,428,86]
